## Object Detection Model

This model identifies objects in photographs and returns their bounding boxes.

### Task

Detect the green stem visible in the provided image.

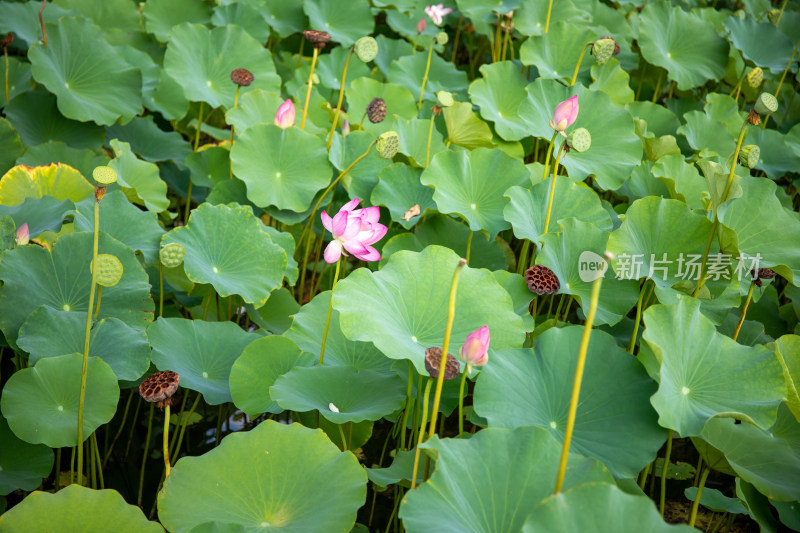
[541,132,559,183]
[554,271,603,493]
[163,404,171,477]
[138,403,155,506]
[229,85,241,179]
[517,240,531,275]
[492,16,503,62]
[689,467,711,527]
[425,112,436,167]
[102,389,134,469]
[774,0,788,26]
[410,378,433,489]
[544,0,553,33]
[542,141,566,235]
[457,366,469,438]
[319,259,341,365]
[301,47,319,130]
[337,424,348,451]
[660,430,673,516]
[465,230,473,264]
[501,16,512,61]
[451,15,464,63]
[552,294,566,326]
[184,101,204,224]
[628,280,648,354]
[733,282,755,342]
[3,48,9,105]
[729,64,746,103]
[762,40,798,129]
[400,362,415,450]
[327,48,354,151]
[296,38,305,69]
[638,462,651,490]
[171,393,201,464]
[93,286,102,320]
[569,43,591,86]
[55,448,61,490]
[158,263,164,318]
[92,433,104,489]
[418,40,435,110]
[652,70,664,103]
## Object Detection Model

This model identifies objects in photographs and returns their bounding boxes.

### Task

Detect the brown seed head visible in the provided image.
[139,370,180,408]
[1,33,12,49]
[432,104,443,116]
[747,109,761,126]
[230,68,254,87]
[367,97,387,123]
[303,30,331,49]
[424,347,460,380]
[525,265,560,295]
[94,186,106,202]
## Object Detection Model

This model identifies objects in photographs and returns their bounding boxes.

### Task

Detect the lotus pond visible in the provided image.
[0,0,799,531]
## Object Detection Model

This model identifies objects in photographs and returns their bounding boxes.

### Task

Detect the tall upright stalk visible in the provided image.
[419,40,435,110]
[185,101,205,224]
[301,47,320,130]
[319,258,341,365]
[327,48,354,151]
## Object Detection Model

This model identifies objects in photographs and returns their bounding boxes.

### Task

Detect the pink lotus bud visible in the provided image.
[274,99,295,129]
[548,95,579,137]
[459,326,490,370]
[15,223,29,246]
[342,120,350,137]
[416,17,426,34]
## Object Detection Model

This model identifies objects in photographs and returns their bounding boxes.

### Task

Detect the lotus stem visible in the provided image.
[638,462,651,490]
[541,131,559,182]
[517,240,531,275]
[296,38,305,69]
[457,365,469,438]
[162,405,171,477]
[570,43,591,86]
[410,378,433,489]
[229,86,241,178]
[418,40,435,110]
[301,47,319,130]
[554,270,603,493]
[39,0,48,46]
[319,258,341,365]
[170,392,201,464]
[628,280,648,353]
[542,141,566,235]
[102,389,134,469]
[158,263,164,317]
[55,448,61,490]
[729,64,746,103]
[93,286,102,320]
[652,70,664,103]
[91,433,104,489]
[425,112,437,167]
[762,40,799,129]
[734,281,755,341]
[327,48,354,151]
[400,362,415,450]
[451,15,464,63]
[465,230,473,264]
[544,0,553,33]
[689,467,710,526]
[138,403,154,506]
[3,46,9,104]
[774,0,788,26]
[492,16,503,62]
[659,430,673,516]
[184,101,204,224]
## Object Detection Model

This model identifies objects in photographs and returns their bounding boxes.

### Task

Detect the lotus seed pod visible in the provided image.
[435,31,448,46]
[354,36,378,63]
[592,38,616,65]
[738,144,760,169]
[94,186,106,201]
[768,8,781,24]
[436,91,454,107]
[160,243,186,268]
[754,92,778,115]
[303,29,331,49]
[230,68,254,87]
[424,347,460,380]
[567,128,591,153]
[524,265,560,295]
[366,97,387,123]
[751,267,777,288]
[746,67,763,88]
[376,131,399,159]
[734,9,746,19]
[139,370,180,408]
[92,166,117,185]
[747,109,761,126]
[92,254,123,287]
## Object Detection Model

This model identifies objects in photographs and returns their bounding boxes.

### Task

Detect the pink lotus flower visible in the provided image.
[274,99,295,129]
[459,326,490,371]
[549,95,578,137]
[416,17,426,33]
[425,3,453,25]
[15,223,29,246]
[321,199,387,263]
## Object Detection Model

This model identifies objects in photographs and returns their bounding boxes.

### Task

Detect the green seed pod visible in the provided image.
[754,92,778,115]
[746,67,763,89]
[92,166,117,185]
[567,128,591,153]
[738,144,760,169]
[160,243,186,268]
[436,91,454,107]
[376,131,399,159]
[768,8,781,24]
[92,254,123,287]
[435,32,448,46]
[592,38,616,66]
[354,36,378,63]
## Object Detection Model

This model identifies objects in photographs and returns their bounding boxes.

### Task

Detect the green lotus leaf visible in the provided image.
[18,307,149,381]
[107,139,169,213]
[0,216,14,252]
[143,0,210,43]
[0,1,79,47]
[329,131,390,201]
[0,353,118,447]
[105,116,192,164]
[590,58,635,107]
[607,197,712,289]
[271,365,406,424]
[231,123,332,213]
[627,101,681,138]
[303,0,374,46]
[0,118,23,175]
[261,225,298,286]
[701,416,800,501]
[421,148,529,238]
[651,155,707,210]
[315,47,371,92]
[245,288,300,335]
[788,122,800,159]
[212,3,271,44]
[641,298,785,436]
[230,335,315,416]
[161,203,287,306]
[455,0,520,33]
[387,50,469,104]
[537,219,641,326]
[393,116,447,168]
[520,21,599,82]
[285,291,393,373]
[771,335,800,422]
[158,420,366,532]
[53,0,139,32]
[262,0,307,37]
[743,126,800,180]
[724,16,794,73]
[677,110,736,158]
[523,483,697,532]
[0,57,33,107]
[475,326,664,477]
[468,61,531,141]
[224,89,284,134]
[148,317,259,405]
[492,270,535,331]
[28,17,142,125]
[504,177,612,243]
[183,146,230,189]
[399,426,613,532]
[0,416,53,495]
[164,23,280,109]
[0,196,73,238]
[366,448,416,489]
[379,214,508,271]
[0,163,93,206]
[684,486,747,514]
[514,0,584,36]
[718,178,800,285]
[16,142,110,179]
[637,1,728,90]
[333,246,525,374]
[371,163,436,230]
[0,231,153,346]
[374,35,415,78]
[442,101,496,150]
[345,77,419,136]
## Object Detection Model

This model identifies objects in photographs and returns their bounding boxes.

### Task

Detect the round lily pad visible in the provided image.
[0,353,119,447]
[329,130,390,201]
[724,16,794,73]
[224,89,284,134]
[469,61,540,142]
[161,203,287,306]
[158,420,366,533]
[108,139,170,213]
[302,0,374,46]
[231,123,333,213]
[143,0,210,43]
[387,49,469,104]
[520,21,599,81]
[0,163,93,206]
[0,416,53,495]
[371,163,437,230]
[15,142,110,179]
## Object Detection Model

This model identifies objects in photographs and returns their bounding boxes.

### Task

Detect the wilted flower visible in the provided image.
[459,326,490,372]
[549,95,579,137]
[416,18,426,34]
[321,199,387,263]
[274,99,295,129]
[425,3,453,25]
[15,223,29,246]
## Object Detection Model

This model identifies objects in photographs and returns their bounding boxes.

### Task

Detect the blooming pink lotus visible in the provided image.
[274,99,295,129]
[15,223,29,246]
[425,3,453,25]
[459,326,490,371]
[321,199,387,263]
[549,95,579,137]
